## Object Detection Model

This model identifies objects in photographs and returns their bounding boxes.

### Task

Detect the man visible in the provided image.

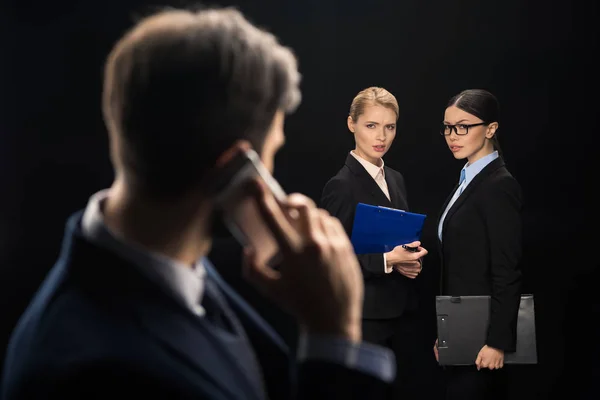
[1,7,395,400]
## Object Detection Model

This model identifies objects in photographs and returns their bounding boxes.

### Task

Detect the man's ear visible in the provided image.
[347,116,355,133]
[215,140,251,168]
[202,139,252,195]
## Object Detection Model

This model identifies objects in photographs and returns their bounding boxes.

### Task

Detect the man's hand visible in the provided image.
[243,181,363,343]
[433,339,439,362]
[475,345,504,370]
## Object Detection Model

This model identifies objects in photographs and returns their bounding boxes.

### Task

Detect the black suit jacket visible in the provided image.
[1,212,389,400]
[437,157,523,352]
[320,154,417,319]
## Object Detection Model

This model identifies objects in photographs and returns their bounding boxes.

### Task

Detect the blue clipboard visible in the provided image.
[350,203,426,254]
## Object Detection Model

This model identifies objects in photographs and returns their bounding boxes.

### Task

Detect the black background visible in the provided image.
[0,0,597,398]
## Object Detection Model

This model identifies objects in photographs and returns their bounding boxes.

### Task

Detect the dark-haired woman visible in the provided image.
[434,89,523,400]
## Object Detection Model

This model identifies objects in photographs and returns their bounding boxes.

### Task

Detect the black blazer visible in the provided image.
[320,154,417,319]
[1,212,390,400]
[437,157,523,352]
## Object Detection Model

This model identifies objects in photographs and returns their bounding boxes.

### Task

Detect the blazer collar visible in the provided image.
[438,157,506,241]
[59,213,265,400]
[345,153,398,208]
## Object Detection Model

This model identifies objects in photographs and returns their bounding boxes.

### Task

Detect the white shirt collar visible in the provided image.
[81,189,206,315]
[350,151,385,180]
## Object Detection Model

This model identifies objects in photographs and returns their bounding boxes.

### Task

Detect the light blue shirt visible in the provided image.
[438,151,499,241]
[81,190,396,383]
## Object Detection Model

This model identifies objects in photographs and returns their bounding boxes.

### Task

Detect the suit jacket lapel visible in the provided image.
[134,298,260,400]
[384,167,408,211]
[205,261,293,400]
[64,226,261,400]
[204,261,288,354]
[345,154,393,207]
[436,182,460,235]
[439,157,506,241]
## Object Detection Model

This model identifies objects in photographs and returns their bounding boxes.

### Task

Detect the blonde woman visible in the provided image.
[320,87,429,399]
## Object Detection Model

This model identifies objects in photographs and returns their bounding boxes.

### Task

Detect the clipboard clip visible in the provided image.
[450,297,462,303]
[437,314,449,348]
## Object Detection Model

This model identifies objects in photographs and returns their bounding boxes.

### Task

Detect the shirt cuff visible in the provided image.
[297,333,396,383]
[383,253,393,274]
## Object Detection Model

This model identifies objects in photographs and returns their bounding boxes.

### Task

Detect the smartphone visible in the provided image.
[213,148,286,268]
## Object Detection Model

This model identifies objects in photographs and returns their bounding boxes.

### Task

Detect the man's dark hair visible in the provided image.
[102,7,301,197]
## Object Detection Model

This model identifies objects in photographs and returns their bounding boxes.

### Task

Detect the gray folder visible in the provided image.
[435,294,537,366]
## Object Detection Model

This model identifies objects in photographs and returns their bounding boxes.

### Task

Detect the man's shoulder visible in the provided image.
[5,265,126,363]
[1,266,125,395]
[1,263,201,396]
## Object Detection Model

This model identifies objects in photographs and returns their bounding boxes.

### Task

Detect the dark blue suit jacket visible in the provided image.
[1,212,388,399]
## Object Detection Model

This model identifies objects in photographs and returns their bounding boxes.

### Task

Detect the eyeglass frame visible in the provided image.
[440,122,489,136]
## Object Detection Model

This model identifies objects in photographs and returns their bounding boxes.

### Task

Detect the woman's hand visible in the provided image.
[394,260,422,278]
[475,345,504,370]
[385,241,427,278]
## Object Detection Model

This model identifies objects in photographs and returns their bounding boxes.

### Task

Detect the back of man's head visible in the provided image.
[102,7,301,197]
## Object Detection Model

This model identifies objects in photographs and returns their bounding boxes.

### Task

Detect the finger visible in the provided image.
[283,193,316,221]
[402,247,427,261]
[285,193,317,209]
[310,209,328,244]
[328,215,353,249]
[475,354,482,370]
[289,201,312,237]
[312,212,336,255]
[397,268,418,279]
[251,179,297,253]
[396,260,420,266]
[242,246,281,297]
[396,261,421,269]
[405,240,421,248]
[415,247,429,258]
[320,213,340,241]
[398,265,420,273]
[322,214,357,262]
[399,270,419,277]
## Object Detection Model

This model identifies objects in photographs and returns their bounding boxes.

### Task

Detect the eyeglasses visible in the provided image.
[440,122,488,136]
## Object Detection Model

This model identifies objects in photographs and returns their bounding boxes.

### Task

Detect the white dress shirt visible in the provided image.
[350,151,391,201]
[350,151,394,273]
